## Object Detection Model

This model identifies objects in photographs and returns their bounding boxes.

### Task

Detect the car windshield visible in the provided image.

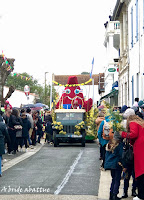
[56,113,83,121]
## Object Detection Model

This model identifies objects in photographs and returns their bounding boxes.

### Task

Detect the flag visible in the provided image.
[90,57,94,78]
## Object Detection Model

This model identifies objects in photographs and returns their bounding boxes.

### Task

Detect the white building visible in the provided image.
[3,86,36,108]
[128,0,144,105]
[102,20,120,106]
[112,0,130,107]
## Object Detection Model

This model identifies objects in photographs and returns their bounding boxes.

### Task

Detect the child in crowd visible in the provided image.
[104,132,123,200]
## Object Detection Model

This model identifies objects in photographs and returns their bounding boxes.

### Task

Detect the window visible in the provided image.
[132,76,134,105]
[122,84,123,106]
[125,82,127,105]
[137,73,139,97]
[143,0,144,31]
[136,0,138,41]
[131,6,134,48]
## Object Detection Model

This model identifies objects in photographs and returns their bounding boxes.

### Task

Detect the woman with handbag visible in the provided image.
[8,109,23,154]
[120,115,144,200]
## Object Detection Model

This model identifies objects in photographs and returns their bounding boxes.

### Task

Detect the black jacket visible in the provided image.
[8,115,23,129]
[0,116,10,155]
[21,117,31,137]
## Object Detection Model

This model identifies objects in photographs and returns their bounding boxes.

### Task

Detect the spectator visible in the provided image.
[104,132,123,200]
[26,108,34,146]
[98,115,111,170]
[121,109,137,198]
[8,109,23,154]
[133,98,139,107]
[31,111,38,146]
[138,100,144,108]
[121,105,128,114]
[3,109,12,126]
[35,111,43,144]
[4,100,12,111]
[3,109,12,154]
[20,108,26,116]
[140,104,144,119]
[131,106,143,119]
[121,115,144,200]
[0,115,10,177]
[45,114,53,144]
[96,112,105,160]
[21,113,31,152]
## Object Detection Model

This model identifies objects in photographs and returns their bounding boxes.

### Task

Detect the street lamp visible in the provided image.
[45,72,49,105]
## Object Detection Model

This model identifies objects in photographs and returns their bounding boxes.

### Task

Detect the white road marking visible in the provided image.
[54,150,84,195]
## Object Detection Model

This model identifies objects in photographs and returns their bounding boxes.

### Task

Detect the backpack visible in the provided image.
[102,120,114,140]
[122,138,134,165]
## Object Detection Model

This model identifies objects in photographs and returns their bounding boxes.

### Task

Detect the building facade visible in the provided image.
[103,19,120,106]
[112,0,130,107]
[128,0,144,105]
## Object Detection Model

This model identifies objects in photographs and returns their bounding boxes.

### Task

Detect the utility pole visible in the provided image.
[45,72,48,105]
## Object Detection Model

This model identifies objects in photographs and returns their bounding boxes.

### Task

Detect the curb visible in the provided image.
[2,142,45,173]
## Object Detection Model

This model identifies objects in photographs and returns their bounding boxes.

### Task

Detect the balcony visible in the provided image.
[104,21,120,50]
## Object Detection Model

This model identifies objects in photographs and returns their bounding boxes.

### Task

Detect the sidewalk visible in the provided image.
[98,170,133,200]
[2,140,45,173]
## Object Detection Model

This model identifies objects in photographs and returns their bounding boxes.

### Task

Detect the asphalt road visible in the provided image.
[0,142,101,197]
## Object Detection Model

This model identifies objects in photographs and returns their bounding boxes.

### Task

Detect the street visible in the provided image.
[0,142,101,199]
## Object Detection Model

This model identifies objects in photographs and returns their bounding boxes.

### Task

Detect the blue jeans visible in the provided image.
[28,134,32,145]
[110,169,122,195]
[0,156,2,175]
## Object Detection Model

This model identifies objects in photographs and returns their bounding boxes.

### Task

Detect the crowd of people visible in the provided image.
[0,98,144,200]
[96,98,144,200]
[0,102,53,178]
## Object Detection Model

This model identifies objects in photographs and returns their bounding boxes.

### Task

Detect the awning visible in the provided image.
[100,89,118,101]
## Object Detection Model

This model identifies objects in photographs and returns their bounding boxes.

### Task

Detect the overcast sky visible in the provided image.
[0,0,117,85]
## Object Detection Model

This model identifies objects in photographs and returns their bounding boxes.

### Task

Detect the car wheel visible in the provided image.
[81,130,86,147]
[53,131,58,147]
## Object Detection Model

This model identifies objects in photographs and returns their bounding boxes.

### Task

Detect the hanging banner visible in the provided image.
[53,78,92,87]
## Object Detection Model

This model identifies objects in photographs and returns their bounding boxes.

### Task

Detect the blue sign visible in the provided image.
[112,81,118,89]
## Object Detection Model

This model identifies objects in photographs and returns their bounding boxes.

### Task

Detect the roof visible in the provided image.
[53,73,104,86]
[55,109,86,113]
[112,0,124,21]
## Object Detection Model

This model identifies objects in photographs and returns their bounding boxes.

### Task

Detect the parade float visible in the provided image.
[52,75,98,146]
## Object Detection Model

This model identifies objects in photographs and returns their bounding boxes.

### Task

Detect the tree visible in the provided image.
[6,72,57,107]
[0,55,15,106]
[5,72,38,93]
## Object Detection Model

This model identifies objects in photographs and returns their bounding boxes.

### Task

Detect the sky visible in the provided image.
[0,0,117,86]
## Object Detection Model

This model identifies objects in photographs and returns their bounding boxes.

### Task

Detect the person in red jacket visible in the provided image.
[4,100,12,111]
[120,115,144,200]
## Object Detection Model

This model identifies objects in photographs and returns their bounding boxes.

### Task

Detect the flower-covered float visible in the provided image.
[52,75,99,146]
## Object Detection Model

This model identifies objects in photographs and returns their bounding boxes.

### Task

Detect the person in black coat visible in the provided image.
[2,109,12,154]
[0,115,10,176]
[35,111,43,144]
[45,114,53,144]
[21,113,31,152]
[8,109,23,154]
